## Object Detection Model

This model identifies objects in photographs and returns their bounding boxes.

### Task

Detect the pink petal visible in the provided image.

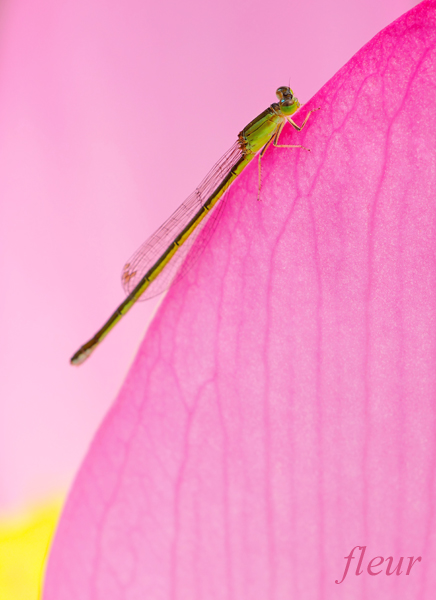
[0,0,411,513]
[44,2,436,598]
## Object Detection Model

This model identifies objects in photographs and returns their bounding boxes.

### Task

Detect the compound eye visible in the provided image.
[276,86,289,100]
[276,86,294,100]
[280,94,299,115]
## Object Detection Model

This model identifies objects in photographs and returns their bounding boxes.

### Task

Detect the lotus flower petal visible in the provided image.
[44,1,436,598]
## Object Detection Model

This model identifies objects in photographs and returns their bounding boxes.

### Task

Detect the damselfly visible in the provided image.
[71,86,319,365]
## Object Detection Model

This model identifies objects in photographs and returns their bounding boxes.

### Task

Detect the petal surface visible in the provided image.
[44,2,436,598]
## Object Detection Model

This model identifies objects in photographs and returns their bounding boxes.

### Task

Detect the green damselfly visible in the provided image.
[71,86,319,365]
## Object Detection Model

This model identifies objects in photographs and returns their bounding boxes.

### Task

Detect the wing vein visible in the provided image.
[121,140,244,299]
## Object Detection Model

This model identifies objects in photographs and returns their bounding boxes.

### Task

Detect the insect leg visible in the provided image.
[257,126,282,201]
[273,118,310,151]
[274,107,322,151]
[286,107,321,132]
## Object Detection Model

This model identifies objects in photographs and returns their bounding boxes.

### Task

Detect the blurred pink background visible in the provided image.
[0,0,418,511]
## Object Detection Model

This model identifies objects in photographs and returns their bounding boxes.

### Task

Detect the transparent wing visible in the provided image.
[121,140,243,300]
